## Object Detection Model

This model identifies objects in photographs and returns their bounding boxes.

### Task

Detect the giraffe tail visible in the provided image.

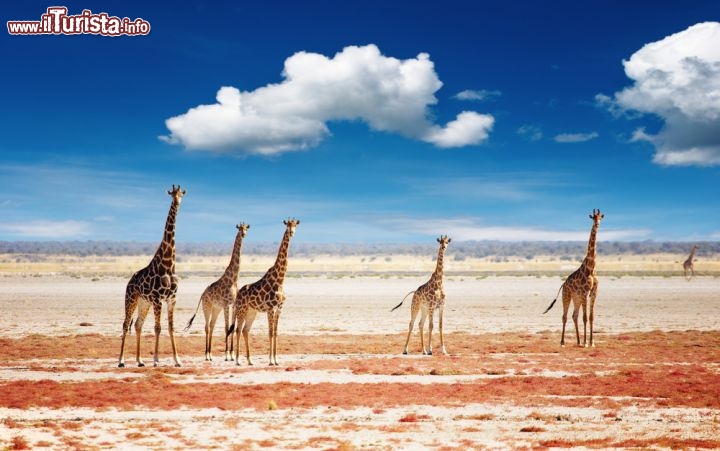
[543,284,564,314]
[184,296,204,332]
[391,291,415,312]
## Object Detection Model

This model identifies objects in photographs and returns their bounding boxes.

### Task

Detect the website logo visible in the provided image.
[7,7,151,36]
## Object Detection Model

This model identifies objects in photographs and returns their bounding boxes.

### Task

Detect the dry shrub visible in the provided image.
[399,413,431,423]
[10,436,30,450]
[519,426,546,432]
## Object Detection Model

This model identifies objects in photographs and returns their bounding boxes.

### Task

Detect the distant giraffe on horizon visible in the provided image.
[185,223,250,361]
[228,219,299,366]
[683,244,699,280]
[118,185,185,368]
[392,235,451,356]
[544,209,603,347]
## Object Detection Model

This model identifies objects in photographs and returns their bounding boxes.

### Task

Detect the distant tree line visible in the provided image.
[0,240,717,258]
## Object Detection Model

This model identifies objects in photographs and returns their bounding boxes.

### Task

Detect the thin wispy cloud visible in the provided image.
[517,124,543,141]
[453,89,501,101]
[161,44,495,155]
[598,21,720,166]
[554,132,599,143]
[0,220,92,239]
[380,217,651,242]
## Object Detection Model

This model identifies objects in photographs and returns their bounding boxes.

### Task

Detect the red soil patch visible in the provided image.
[1,331,719,414]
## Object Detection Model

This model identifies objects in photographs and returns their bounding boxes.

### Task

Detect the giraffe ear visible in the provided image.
[448,238,452,243]
[296,219,300,225]
[283,220,288,226]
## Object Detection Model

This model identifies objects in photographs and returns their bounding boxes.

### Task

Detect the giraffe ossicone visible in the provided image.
[118,185,185,368]
[392,235,451,356]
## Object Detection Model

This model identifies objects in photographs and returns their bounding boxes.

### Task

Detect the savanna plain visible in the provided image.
[0,252,719,450]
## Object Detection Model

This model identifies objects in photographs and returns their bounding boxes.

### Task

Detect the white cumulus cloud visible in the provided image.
[161,45,494,155]
[600,22,720,166]
[554,132,599,143]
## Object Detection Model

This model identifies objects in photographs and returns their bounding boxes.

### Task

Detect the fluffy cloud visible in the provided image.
[162,45,495,155]
[554,132,599,143]
[600,22,720,166]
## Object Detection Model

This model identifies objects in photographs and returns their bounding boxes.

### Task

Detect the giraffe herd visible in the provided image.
[118,186,703,367]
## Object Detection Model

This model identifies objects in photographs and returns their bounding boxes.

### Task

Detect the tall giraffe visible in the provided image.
[185,223,250,361]
[228,218,299,366]
[544,209,604,347]
[683,244,699,280]
[391,235,451,355]
[118,185,185,367]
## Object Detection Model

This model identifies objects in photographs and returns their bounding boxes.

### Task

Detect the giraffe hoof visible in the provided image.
[118,363,125,368]
[138,362,145,368]
[174,363,181,368]
[402,350,408,355]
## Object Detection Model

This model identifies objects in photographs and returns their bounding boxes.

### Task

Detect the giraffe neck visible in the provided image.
[152,199,179,271]
[267,229,292,286]
[688,248,697,261]
[580,222,598,274]
[221,231,244,283]
[431,245,446,283]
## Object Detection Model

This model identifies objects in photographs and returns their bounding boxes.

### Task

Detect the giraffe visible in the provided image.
[683,244,699,280]
[185,223,250,361]
[543,209,603,347]
[118,185,185,368]
[391,235,451,355]
[228,218,299,366]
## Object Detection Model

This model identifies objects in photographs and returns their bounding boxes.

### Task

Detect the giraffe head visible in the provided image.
[589,208,604,226]
[437,235,451,250]
[236,222,250,238]
[168,184,186,204]
[283,218,300,237]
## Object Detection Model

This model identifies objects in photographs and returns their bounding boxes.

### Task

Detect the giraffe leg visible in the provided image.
[560,287,571,347]
[426,307,435,356]
[589,282,598,347]
[202,297,213,361]
[241,309,258,366]
[167,299,182,367]
[581,299,588,347]
[206,306,220,362]
[419,305,429,355]
[270,307,282,366]
[571,301,581,347]
[134,300,151,367]
[438,306,447,355]
[402,298,420,354]
[152,301,163,367]
[224,303,233,361]
[118,292,138,368]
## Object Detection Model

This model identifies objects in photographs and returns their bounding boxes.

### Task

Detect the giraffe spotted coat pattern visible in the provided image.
[392,235,451,355]
[118,185,185,368]
[228,218,299,366]
[185,223,249,361]
[544,209,603,347]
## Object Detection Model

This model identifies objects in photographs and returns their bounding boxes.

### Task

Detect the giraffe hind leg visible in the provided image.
[118,291,139,368]
[402,297,420,354]
[560,287,571,347]
[134,299,151,367]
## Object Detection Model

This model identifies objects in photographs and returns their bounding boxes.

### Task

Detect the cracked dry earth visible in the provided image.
[1,331,719,450]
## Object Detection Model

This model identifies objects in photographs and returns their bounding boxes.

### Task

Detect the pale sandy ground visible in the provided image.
[0,274,718,338]
[1,274,719,449]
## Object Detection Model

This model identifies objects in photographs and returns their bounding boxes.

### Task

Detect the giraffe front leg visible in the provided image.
[119,294,138,368]
[426,308,435,356]
[581,300,588,348]
[438,306,447,355]
[224,304,233,361]
[589,283,598,347]
[271,309,281,366]
[419,308,429,355]
[135,301,151,367]
[167,300,182,367]
[153,302,162,367]
[571,304,581,347]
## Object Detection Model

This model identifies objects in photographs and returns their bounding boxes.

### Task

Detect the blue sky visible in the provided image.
[2,1,719,244]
